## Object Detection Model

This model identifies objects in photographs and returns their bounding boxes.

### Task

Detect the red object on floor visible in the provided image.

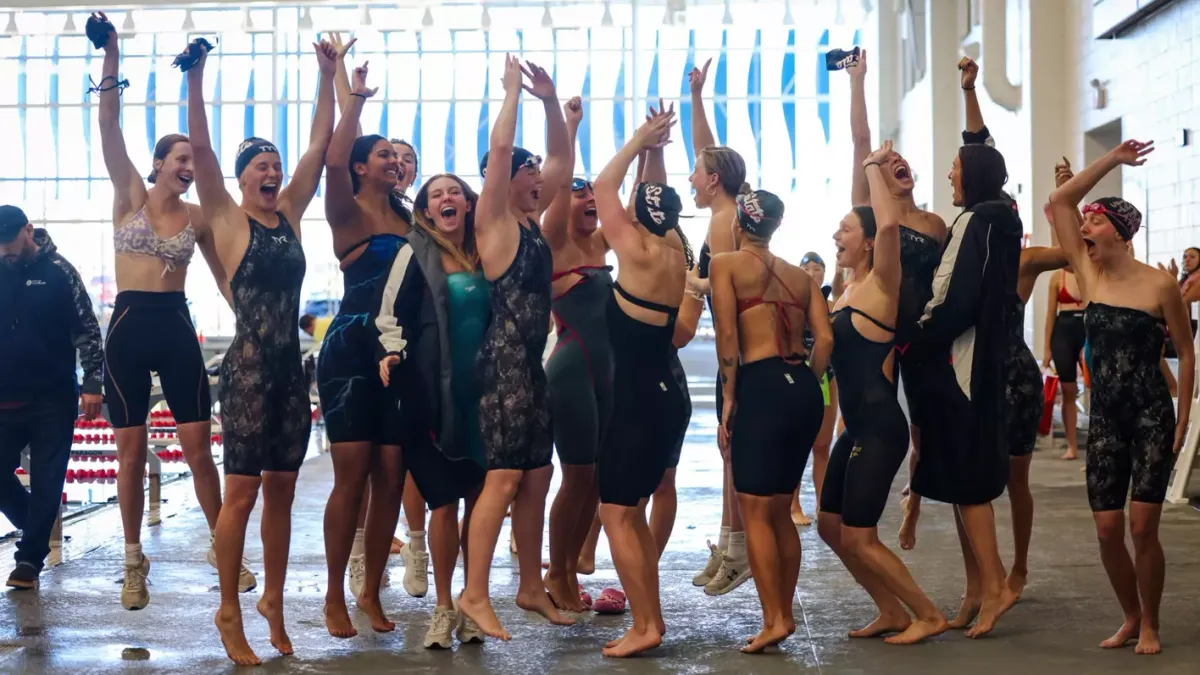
[592,588,627,614]
[1039,374,1059,436]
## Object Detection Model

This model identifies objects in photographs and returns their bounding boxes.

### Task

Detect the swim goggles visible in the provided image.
[800,252,826,267]
[571,178,594,192]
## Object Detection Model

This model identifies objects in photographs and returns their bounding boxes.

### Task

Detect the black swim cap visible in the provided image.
[634,182,682,238]
[737,189,785,239]
[1084,197,1142,241]
[235,137,280,178]
[479,146,541,179]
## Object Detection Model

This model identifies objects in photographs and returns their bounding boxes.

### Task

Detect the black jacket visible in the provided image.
[0,229,104,401]
[912,198,1023,505]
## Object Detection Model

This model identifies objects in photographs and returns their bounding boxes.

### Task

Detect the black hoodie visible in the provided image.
[0,229,104,402]
[911,197,1023,505]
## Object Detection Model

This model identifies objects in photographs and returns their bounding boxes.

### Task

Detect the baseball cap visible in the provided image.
[0,205,30,243]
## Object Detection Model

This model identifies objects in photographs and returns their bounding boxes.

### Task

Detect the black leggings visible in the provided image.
[1050,310,1086,382]
[820,401,910,528]
[104,291,211,429]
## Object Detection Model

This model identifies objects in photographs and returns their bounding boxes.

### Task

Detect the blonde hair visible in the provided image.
[413,173,480,272]
[698,146,748,197]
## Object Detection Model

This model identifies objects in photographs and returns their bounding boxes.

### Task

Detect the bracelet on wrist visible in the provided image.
[962,86,975,91]
[864,161,882,169]
[351,92,369,99]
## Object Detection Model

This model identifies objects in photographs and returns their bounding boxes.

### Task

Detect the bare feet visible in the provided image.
[898,495,919,551]
[947,596,981,629]
[1099,618,1140,649]
[458,593,511,641]
[356,593,396,633]
[256,597,293,656]
[742,623,794,653]
[390,537,405,555]
[849,613,913,638]
[324,601,358,638]
[883,616,948,645]
[543,572,588,613]
[1006,571,1027,601]
[965,588,1016,639]
[602,626,662,658]
[516,589,576,626]
[215,606,261,666]
[1061,449,1078,460]
[791,501,812,527]
[1134,626,1161,655]
[577,555,596,576]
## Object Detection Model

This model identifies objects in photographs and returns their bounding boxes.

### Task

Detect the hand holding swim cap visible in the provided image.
[86,12,117,51]
[314,40,338,76]
[958,56,979,89]
[846,48,868,80]
[351,61,378,98]
[502,53,524,95]
[737,189,785,239]
[174,36,215,73]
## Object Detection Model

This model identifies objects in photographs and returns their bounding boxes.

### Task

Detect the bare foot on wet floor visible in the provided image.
[898,496,920,551]
[324,600,358,638]
[356,593,396,632]
[947,596,981,629]
[256,597,293,655]
[742,623,794,653]
[1134,626,1162,655]
[516,589,576,626]
[602,627,662,658]
[1006,572,1027,601]
[215,606,262,666]
[966,589,1016,638]
[1099,618,1140,649]
[849,613,913,638]
[458,593,512,641]
[543,572,588,613]
[577,555,596,576]
[884,615,949,645]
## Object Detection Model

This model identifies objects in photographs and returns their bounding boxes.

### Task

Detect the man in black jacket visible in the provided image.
[0,205,104,589]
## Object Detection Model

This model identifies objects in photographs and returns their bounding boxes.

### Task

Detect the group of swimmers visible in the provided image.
[5,12,1189,666]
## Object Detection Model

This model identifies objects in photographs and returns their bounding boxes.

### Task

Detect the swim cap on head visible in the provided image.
[235,137,280,178]
[737,189,785,239]
[479,146,542,179]
[800,251,826,267]
[1084,197,1142,241]
[634,182,682,237]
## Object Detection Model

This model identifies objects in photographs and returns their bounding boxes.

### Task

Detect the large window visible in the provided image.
[1,2,874,334]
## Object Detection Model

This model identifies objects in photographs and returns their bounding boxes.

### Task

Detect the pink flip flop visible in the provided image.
[592,587,626,614]
[579,584,593,609]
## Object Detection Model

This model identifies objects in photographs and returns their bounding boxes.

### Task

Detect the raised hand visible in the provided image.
[644,98,675,148]
[93,12,118,52]
[1054,156,1073,188]
[502,53,524,94]
[864,139,894,168]
[314,40,337,76]
[634,108,676,150]
[1110,139,1155,166]
[564,96,583,127]
[351,61,378,97]
[329,32,356,60]
[958,56,979,89]
[689,58,711,94]
[847,48,868,80]
[178,38,209,73]
[520,60,556,100]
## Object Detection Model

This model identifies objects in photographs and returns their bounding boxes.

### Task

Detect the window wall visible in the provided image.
[0,2,874,335]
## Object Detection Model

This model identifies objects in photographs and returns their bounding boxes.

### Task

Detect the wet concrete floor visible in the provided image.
[3,366,1200,673]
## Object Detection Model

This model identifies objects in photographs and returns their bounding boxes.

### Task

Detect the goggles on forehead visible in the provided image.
[1081,202,1111,218]
[571,178,593,192]
[800,253,825,267]
[521,154,544,170]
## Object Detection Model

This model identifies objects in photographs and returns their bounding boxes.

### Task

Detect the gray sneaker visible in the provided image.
[692,541,723,586]
[703,552,752,596]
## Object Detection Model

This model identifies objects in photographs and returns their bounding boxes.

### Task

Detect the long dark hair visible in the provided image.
[1182,246,1200,284]
[852,205,877,269]
[958,144,1010,210]
[413,173,479,271]
[351,134,412,224]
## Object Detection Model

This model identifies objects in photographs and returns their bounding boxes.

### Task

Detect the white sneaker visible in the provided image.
[206,546,258,593]
[348,554,366,598]
[121,554,151,610]
[400,546,429,598]
[453,596,485,644]
[424,606,457,649]
[703,552,752,596]
[692,541,723,587]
